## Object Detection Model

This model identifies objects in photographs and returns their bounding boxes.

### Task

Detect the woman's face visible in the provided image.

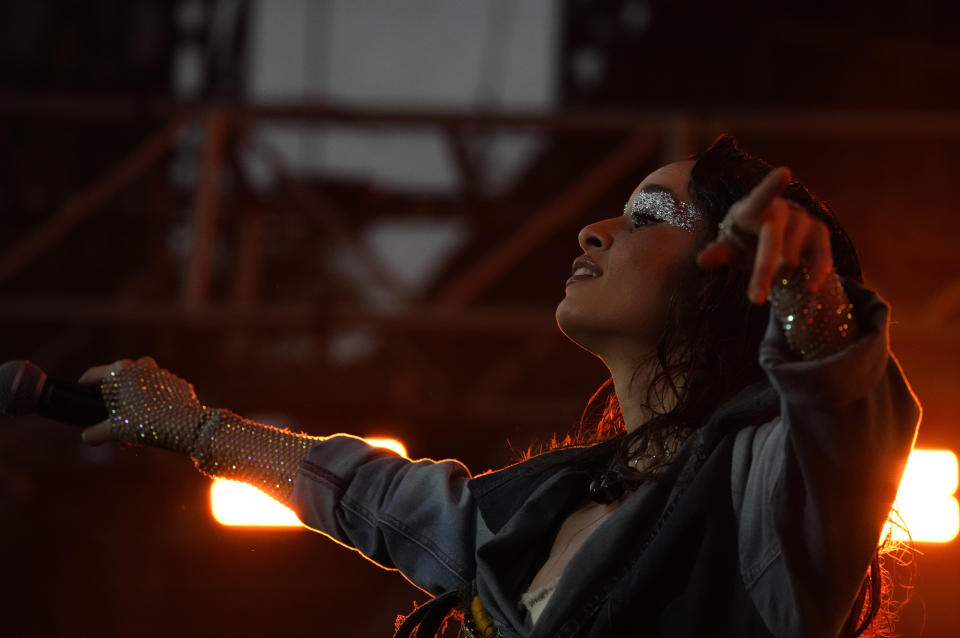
[556,160,706,362]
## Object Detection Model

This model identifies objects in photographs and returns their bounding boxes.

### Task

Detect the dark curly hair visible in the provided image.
[546,135,908,637]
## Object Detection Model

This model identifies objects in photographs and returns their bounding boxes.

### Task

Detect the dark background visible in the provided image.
[1,1,959,636]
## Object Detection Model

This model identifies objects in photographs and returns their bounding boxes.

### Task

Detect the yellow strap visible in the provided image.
[470,595,496,637]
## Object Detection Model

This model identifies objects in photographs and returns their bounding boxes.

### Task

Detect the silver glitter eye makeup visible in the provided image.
[623,189,702,233]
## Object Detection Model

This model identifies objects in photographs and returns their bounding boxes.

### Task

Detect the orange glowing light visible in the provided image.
[884,448,959,543]
[210,478,302,527]
[364,437,409,458]
[210,441,957,542]
[212,436,409,527]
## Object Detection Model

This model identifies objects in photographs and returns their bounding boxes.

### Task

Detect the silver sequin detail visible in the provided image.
[767,266,858,359]
[624,189,702,232]
[100,361,319,503]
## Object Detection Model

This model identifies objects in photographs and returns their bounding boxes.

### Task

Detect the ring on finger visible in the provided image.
[717,218,756,255]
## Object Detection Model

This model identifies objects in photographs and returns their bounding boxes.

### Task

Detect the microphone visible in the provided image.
[0,360,108,426]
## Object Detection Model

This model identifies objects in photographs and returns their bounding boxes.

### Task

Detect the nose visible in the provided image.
[578,219,614,252]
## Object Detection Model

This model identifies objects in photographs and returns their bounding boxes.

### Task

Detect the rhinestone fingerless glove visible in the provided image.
[767,266,858,360]
[100,361,320,503]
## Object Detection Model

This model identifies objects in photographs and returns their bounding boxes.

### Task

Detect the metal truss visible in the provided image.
[2,98,960,433]
[2,97,960,334]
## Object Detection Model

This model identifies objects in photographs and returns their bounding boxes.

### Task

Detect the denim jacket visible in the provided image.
[288,281,920,638]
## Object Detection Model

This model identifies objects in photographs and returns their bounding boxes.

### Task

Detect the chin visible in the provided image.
[554,297,576,336]
[555,300,601,354]
[556,298,659,360]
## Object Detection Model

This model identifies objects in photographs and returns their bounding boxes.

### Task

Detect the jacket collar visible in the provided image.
[468,381,778,536]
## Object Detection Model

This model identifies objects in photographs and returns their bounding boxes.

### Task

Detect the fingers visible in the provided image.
[81,420,114,446]
[78,364,117,385]
[716,167,837,303]
[696,241,737,269]
[77,356,161,446]
[748,209,787,303]
[733,167,791,231]
[778,210,809,270]
[805,223,834,291]
[77,357,156,386]
[708,167,791,279]
[777,209,833,292]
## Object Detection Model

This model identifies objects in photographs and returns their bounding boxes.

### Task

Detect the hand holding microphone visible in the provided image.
[1,357,319,503]
[0,359,108,427]
[0,357,206,451]
[76,357,206,450]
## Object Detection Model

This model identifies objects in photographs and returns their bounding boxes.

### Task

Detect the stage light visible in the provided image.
[884,449,959,543]
[363,437,408,458]
[210,478,302,527]
[211,437,409,527]
[210,441,956,540]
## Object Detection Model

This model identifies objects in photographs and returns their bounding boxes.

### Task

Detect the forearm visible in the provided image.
[767,266,857,360]
[745,280,920,638]
[191,410,319,502]
[759,278,919,539]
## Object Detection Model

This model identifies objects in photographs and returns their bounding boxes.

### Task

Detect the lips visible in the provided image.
[567,255,602,286]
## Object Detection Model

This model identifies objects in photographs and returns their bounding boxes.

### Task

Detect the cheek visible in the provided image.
[610,236,699,318]
[618,235,697,289]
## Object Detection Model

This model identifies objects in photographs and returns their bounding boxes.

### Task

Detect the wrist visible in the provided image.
[191,409,320,503]
[767,266,858,359]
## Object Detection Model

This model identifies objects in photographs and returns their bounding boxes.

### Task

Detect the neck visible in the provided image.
[606,355,681,434]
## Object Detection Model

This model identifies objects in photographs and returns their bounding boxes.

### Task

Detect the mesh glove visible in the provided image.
[768,266,858,360]
[84,358,320,503]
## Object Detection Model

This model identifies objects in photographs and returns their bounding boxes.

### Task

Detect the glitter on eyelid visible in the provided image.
[624,190,702,232]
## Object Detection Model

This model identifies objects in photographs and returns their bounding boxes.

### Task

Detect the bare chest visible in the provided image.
[526,498,624,592]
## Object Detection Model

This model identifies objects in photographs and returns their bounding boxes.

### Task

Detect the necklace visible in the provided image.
[590,447,663,504]
[630,450,659,471]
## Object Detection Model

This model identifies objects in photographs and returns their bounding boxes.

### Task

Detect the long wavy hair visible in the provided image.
[548,135,909,637]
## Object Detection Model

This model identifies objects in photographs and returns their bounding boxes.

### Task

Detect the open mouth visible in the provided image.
[566,268,599,286]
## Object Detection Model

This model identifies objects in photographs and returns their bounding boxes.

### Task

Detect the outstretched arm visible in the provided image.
[78,358,477,594]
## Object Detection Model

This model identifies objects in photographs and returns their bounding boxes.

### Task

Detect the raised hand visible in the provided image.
[696,167,834,304]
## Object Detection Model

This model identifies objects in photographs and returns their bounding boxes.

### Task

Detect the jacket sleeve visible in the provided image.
[287,434,477,595]
[731,280,921,638]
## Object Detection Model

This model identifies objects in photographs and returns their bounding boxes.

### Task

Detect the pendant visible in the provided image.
[588,471,624,504]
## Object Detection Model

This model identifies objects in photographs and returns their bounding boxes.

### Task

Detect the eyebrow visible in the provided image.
[623,184,684,213]
[637,184,680,201]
